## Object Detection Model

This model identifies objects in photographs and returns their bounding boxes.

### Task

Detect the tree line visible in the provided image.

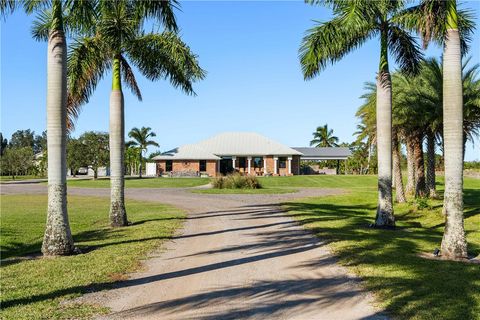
[1,127,160,180]
[299,0,477,259]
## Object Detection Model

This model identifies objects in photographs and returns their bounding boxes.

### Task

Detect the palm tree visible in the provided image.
[310,124,339,148]
[1,0,95,256]
[398,0,475,258]
[127,127,159,178]
[300,0,423,227]
[68,0,205,227]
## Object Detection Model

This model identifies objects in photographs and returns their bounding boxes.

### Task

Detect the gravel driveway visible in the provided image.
[1,183,386,320]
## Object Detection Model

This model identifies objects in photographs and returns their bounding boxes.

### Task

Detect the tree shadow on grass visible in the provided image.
[281,197,480,319]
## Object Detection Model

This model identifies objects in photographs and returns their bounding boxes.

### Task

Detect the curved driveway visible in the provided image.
[1,182,386,320]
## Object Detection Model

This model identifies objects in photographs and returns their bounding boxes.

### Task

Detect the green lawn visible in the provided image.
[191,187,298,194]
[282,176,480,320]
[66,177,210,188]
[0,175,45,182]
[259,174,379,189]
[0,195,185,319]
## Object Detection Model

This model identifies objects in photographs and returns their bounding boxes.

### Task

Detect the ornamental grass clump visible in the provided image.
[212,173,262,189]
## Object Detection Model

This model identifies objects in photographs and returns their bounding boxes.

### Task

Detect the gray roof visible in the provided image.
[195,132,302,156]
[153,144,221,160]
[292,147,351,160]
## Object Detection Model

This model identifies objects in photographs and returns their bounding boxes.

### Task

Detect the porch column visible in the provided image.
[263,157,267,175]
[273,156,278,175]
[232,156,236,171]
[287,156,292,175]
[247,156,252,174]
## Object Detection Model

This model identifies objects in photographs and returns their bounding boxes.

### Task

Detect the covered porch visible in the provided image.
[218,155,300,176]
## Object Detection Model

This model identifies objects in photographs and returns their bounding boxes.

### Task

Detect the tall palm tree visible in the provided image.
[398,0,475,258]
[127,127,159,178]
[1,0,96,256]
[68,0,205,227]
[310,124,339,148]
[300,0,423,227]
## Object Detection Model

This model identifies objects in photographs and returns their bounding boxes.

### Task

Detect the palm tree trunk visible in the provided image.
[393,131,406,203]
[405,137,416,196]
[138,150,143,178]
[109,57,128,227]
[441,1,467,259]
[366,142,372,174]
[374,31,394,227]
[41,1,75,256]
[426,130,438,198]
[413,131,427,198]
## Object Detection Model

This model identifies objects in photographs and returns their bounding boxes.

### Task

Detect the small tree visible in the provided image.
[127,127,159,178]
[67,138,87,177]
[1,147,34,179]
[79,132,110,179]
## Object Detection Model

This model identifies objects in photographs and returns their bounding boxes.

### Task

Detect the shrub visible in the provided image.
[212,173,262,189]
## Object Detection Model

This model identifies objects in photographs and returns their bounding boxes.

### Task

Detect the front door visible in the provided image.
[220,159,233,175]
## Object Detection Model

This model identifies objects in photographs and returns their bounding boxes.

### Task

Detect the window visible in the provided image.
[199,160,207,172]
[278,157,287,169]
[253,157,263,168]
[166,160,173,171]
[238,157,247,170]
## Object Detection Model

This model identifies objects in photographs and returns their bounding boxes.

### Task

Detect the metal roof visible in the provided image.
[292,147,351,160]
[195,132,303,156]
[152,144,221,160]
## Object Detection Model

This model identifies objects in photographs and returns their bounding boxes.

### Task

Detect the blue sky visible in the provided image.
[1,1,479,160]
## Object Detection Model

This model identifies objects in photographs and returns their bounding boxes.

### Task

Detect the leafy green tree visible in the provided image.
[1,0,96,256]
[300,0,423,227]
[127,127,159,178]
[67,138,87,177]
[1,147,34,179]
[34,130,48,154]
[9,129,35,150]
[79,132,110,179]
[68,0,205,227]
[0,133,7,156]
[310,124,339,148]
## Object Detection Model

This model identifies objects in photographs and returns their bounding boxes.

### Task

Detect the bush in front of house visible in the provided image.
[212,173,262,189]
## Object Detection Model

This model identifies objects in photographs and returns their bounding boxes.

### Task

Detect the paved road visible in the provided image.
[1,183,386,320]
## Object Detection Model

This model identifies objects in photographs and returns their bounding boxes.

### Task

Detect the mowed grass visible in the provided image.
[0,175,44,182]
[66,177,210,188]
[282,176,480,320]
[259,174,379,189]
[191,187,298,194]
[0,195,185,319]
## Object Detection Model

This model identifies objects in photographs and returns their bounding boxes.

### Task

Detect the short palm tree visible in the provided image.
[68,0,205,227]
[1,0,96,256]
[127,127,159,178]
[398,0,475,258]
[310,124,339,148]
[300,0,423,227]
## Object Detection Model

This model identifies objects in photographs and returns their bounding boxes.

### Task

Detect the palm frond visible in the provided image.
[388,24,423,75]
[136,0,179,32]
[67,36,110,129]
[31,8,52,41]
[120,55,142,101]
[0,0,16,18]
[299,16,375,79]
[126,32,205,96]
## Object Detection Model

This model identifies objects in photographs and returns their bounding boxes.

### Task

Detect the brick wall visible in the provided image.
[264,156,275,175]
[156,160,217,177]
[206,160,217,177]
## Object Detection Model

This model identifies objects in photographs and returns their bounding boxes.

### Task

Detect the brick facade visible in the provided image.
[155,155,298,177]
[156,160,217,177]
